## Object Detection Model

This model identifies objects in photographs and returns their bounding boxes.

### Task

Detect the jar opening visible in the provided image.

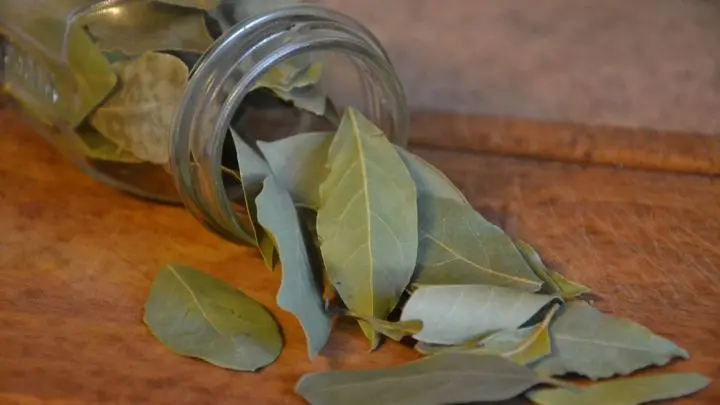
[171,4,409,244]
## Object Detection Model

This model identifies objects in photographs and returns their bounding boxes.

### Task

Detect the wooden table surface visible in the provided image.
[1,108,719,405]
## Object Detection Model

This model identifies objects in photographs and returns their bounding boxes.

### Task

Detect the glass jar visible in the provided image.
[0,0,409,244]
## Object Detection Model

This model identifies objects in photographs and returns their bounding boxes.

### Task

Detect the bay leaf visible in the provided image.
[256,59,323,91]
[257,131,333,209]
[534,301,689,380]
[297,353,559,405]
[400,284,560,345]
[413,197,543,291]
[255,176,331,359]
[527,373,710,405]
[77,129,142,163]
[516,241,590,299]
[155,0,220,10]
[230,130,276,270]
[82,2,214,55]
[264,83,327,116]
[143,264,282,371]
[89,52,188,164]
[316,107,418,348]
[414,339,484,356]
[479,303,560,365]
[396,148,469,205]
[337,310,423,342]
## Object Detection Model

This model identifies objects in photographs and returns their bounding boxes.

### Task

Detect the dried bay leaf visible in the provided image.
[155,0,220,10]
[257,131,333,209]
[144,264,282,371]
[527,373,711,405]
[414,197,543,291]
[396,148,469,205]
[230,130,276,270]
[317,107,418,348]
[82,2,214,55]
[256,176,331,359]
[534,301,689,380]
[335,310,423,342]
[516,241,590,299]
[263,83,327,116]
[77,129,142,163]
[90,52,188,164]
[479,303,560,365]
[400,284,560,345]
[296,353,558,405]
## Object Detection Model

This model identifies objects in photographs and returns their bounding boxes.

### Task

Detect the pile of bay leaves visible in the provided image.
[73,0,324,165]
[143,107,711,404]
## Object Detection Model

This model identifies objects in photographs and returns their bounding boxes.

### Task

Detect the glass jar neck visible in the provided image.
[170,4,410,245]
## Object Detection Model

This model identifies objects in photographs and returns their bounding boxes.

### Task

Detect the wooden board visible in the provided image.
[0,110,718,404]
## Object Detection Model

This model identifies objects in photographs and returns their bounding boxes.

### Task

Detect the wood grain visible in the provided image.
[411,111,720,176]
[0,109,718,404]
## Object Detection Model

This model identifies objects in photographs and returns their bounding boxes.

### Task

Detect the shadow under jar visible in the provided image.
[0,0,409,244]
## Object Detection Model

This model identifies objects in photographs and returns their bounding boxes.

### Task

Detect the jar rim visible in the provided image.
[170,4,410,244]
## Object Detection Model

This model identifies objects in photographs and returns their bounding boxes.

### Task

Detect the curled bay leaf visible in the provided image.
[335,310,423,342]
[82,1,214,55]
[414,339,484,356]
[527,373,711,405]
[396,148,469,205]
[479,303,561,365]
[144,264,282,372]
[230,130,276,269]
[90,52,188,164]
[516,241,590,299]
[317,107,418,348]
[256,176,331,359]
[534,301,689,380]
[155,0,220,10]
[400,284,560,345]
[296,353,558,405]
[413,197,543,291]
[264,83,327,116]
[257,131,333,209]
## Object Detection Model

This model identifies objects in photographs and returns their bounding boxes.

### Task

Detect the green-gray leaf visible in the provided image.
[396,148,469,205]
[413,197,543,291]
[516,241,590,299]
[77,129,142,163]
[534,301,689,380]
[400,284,560,345]
[479,303,560,365]
[90,52,188,164]
[143,264,282,371]
[296,353,557,405]
[230,130,276,269]
[257,131,333,209]
[317,107,418,348]
[338,310,423,342]
[527,373,710,405]
[265,83,327,116]
[256,176,331,359]
[82,1,214,55]
[155,0,220,10]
